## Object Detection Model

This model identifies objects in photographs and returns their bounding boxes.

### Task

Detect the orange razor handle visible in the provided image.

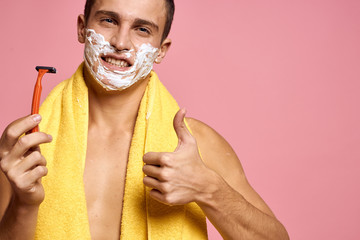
[28,66,56,134]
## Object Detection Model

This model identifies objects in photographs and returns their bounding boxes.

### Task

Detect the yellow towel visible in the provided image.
[35,63,207,239]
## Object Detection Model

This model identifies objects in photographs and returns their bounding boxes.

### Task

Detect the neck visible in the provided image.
[84,66,149,133]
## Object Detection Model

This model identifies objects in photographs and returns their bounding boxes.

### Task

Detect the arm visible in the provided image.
[187,117,289,240]
[142,109,289,240]
[0,115,52,240]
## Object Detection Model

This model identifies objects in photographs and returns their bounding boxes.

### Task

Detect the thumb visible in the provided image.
[173,108,193,151]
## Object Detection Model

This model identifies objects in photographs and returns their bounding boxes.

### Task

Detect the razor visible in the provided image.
[28,66,56,133]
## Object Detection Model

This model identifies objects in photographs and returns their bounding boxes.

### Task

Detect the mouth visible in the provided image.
[101,55,132,69]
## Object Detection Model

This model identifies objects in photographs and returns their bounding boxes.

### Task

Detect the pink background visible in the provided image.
[1,0,360,239]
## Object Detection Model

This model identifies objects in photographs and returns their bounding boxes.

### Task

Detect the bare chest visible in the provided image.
[83,132,132,239]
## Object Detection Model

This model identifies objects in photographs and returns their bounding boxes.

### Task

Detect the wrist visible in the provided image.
[0,196,40,240]
[194,169,227,209]
[11,195,40,217]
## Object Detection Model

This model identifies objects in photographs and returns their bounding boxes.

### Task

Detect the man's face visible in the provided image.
[77,0,171,90]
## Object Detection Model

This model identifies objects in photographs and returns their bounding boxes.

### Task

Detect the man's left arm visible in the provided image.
[143,109,289,240]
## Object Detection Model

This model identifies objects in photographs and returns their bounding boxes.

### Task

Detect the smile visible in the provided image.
[102,57,131,68]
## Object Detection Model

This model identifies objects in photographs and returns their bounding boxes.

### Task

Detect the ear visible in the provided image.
[77,14,86,44]
[155,38,172,64]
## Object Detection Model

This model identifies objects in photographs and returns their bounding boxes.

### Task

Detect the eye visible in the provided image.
[138,27,151,34]
[101,18,116,25]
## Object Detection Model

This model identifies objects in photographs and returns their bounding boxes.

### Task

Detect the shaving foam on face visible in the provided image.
[84,29,159,90]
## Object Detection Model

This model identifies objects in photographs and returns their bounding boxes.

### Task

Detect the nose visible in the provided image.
[109,27,132,52]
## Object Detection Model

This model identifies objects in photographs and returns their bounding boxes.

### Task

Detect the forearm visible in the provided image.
[0,196,39,240]
[196,174,289,240]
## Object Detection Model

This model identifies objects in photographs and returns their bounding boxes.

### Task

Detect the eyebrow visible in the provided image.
[133,18,159,32]
[94,10,159,32]
[94,10,119,20]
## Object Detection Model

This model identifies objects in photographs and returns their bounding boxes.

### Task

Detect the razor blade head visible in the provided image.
[36,66,57,74]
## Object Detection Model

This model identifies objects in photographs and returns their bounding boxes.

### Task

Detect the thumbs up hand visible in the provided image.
[143,108,217,206]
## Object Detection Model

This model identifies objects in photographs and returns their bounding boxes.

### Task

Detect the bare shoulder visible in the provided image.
[185,117,246,182]
[185,117,275,216]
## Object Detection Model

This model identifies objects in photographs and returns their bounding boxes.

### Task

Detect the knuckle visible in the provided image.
[0,142,10,161]
[159,169,170,181]
[5,127,18,142]
[17,136,29,148]
[6,169,17,181]
[13,177,25,190]
[159,154,171,165]
[31,152,47,167]
[163,194,174,205]
[161,182,172,193]
[0,158,9,172]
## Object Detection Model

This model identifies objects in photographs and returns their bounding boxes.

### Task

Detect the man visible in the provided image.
[0,0,289,239]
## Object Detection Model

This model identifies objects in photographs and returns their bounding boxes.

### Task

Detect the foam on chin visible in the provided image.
[84,29,159,91]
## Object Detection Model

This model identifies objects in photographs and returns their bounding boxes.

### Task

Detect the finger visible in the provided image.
[17,151,46,173]
[173,108,194,148]
[149,189,177,206]
[10,132,52,160]
[24,145,41,158]
[143,152,172,167]
[0,115,42,152]
[143,164,169,181]
[22,165,48,186]
[149,189,167,204]
[143,176,162,192]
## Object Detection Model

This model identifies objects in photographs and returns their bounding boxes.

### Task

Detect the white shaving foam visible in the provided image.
[84,29,159,90]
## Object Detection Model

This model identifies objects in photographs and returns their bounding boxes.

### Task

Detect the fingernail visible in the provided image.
[48,134,53,141]
[32,114,42,122]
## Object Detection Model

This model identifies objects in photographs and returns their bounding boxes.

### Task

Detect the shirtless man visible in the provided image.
[0,0,289,239]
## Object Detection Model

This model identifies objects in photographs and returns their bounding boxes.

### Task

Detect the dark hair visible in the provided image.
[84,0,175,42]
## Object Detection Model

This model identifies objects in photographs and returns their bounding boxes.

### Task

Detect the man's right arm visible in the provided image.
[0,115,52,240]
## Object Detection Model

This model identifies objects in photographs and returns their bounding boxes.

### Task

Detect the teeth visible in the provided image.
[105,57,129,67]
